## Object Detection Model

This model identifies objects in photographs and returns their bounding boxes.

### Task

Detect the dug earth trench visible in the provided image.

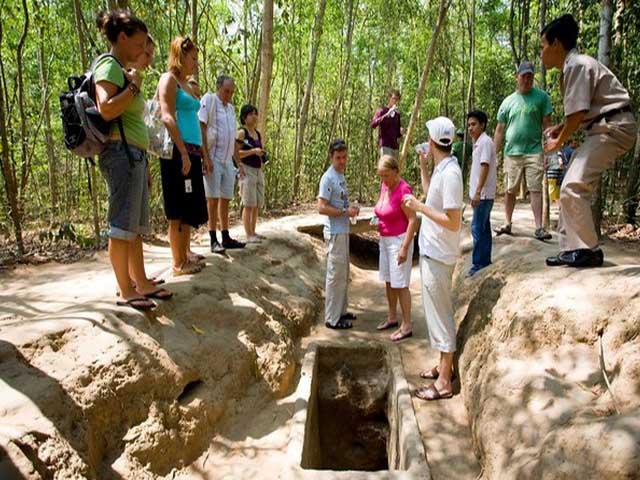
[1,205,639,479]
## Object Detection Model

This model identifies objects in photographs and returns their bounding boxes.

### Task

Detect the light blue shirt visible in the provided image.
[198,93,236,164]
[318,166,350,236]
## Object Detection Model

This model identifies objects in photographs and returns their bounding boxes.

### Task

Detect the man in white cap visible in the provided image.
[494,61,553,241]
[403,116,463,401]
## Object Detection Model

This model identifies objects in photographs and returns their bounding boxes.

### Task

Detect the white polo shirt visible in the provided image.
[418,156,463,265]
[469,132,497,200]
[198,92,236,164]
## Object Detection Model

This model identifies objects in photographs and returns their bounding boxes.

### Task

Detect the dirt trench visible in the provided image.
[453,234,640,479]
[0,230,325,480]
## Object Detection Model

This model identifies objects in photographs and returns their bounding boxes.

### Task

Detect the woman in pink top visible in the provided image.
[374,155,418,341]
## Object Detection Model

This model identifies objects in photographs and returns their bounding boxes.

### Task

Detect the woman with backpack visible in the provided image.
[235,104,266,243]
[157,37,210,275]
[94,10,172,311]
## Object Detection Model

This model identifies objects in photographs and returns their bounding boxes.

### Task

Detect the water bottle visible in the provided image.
[414,142,430,155]
[350,201,359,225]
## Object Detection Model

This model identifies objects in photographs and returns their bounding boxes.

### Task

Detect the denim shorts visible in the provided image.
[98,142,149,241]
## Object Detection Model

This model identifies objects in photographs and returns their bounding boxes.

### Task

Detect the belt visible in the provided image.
[586,105,633,130]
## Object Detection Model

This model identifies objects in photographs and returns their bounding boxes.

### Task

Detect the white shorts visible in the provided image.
[378,233,414,289]
[204,160,236,199]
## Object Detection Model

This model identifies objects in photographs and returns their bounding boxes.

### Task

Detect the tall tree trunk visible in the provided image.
[38,25,58,217]
[191,0,198,80]
[257,0,274,136]
[461,0,475,185]
[74,0,101,246]
[328,0,356,142]
[540,0,550,229]
[592,0,614,238]
[0,22,24,256]
[292,0,327,201]
[398,0,448,170]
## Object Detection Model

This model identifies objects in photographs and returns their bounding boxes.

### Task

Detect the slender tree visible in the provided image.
[257,0,274,136]
[398,0,448,170]
[292,0,327,200]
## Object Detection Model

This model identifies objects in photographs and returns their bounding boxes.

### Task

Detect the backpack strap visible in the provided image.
[92,53,136,167]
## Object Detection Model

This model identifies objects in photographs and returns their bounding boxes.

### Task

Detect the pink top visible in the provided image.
[374,178,413,237]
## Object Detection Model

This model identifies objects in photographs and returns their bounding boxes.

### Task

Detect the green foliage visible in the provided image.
[0,0,639,248]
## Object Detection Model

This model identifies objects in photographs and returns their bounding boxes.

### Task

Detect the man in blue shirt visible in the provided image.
[318,139,359,329]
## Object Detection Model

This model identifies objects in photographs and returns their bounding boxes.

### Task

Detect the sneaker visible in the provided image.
[211,240,226,254]
[534,228,552,241]
[246,236,262,244]
[222,237,246,249]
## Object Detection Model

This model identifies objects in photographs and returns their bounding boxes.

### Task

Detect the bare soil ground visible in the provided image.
[1,204,639,479]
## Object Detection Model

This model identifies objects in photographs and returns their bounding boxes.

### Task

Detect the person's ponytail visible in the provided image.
[95,9,147,45]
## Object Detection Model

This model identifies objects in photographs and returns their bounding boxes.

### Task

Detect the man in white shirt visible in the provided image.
[403,117,463,401]
[199,75,245,252]
[467,110,497,276]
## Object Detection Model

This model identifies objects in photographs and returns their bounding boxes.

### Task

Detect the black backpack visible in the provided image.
[60,53,132,162]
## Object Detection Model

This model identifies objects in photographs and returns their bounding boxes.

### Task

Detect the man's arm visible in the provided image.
[544,111,586,154]
[471,164,489,207]
[419,152,431,195]
[493,122,505,155]
[317,197,357,218]
[370,108,387,129]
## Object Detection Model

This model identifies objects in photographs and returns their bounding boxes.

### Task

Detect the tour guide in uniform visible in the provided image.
[541,14,637,268]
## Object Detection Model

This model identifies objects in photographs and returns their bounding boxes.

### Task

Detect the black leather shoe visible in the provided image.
[546,249,604,268]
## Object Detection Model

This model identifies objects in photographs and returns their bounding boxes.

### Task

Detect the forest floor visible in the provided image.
[1,203,639,479]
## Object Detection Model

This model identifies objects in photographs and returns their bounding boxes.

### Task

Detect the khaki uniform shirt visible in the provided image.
[561,49,631,129]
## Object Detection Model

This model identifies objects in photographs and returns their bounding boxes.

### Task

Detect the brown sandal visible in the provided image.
[377,320,399,331]
[419,366,457,381]
[414,384,453,401]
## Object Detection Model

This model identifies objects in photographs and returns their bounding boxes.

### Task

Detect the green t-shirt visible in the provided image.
[452,140,472,166]
[93,56,149,150]
[497,87,552,156]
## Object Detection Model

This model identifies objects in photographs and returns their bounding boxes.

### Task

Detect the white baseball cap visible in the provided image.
[426,117,456,147]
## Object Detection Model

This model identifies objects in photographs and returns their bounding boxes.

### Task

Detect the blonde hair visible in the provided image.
[377,154,399,173]
[167,36,196,75]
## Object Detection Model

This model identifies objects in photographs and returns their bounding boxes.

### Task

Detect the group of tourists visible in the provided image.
[93,10,268,311]
[91,8,635,401]
[320,13,637,401]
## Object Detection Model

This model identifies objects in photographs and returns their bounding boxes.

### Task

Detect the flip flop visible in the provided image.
[414,384,453,401]
[116,278,166,296]
[143,288,173,300]
[376,320,399,331]
[391,330,413,342]
[116,297,156,311]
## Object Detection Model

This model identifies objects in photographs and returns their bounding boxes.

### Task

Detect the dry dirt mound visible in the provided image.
[0,229,324,479]
[454,235,640,479]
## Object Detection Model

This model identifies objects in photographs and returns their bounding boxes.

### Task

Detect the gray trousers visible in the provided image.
[558,112,637,251]
[324,233,349,326]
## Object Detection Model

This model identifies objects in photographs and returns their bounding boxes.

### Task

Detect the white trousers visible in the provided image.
[420,256,456,353]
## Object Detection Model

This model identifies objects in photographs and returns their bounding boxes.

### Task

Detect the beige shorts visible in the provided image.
[380,147,399,158]
[505,154,544,193]
[240,165,264,208]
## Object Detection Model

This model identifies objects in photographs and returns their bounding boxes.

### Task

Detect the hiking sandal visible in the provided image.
[414,384,453,401]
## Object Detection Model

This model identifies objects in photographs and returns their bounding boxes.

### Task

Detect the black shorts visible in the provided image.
[159,144,208,228]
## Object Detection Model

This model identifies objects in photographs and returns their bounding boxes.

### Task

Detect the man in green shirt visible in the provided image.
[452,129,472,183]
[494,61,553,241]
